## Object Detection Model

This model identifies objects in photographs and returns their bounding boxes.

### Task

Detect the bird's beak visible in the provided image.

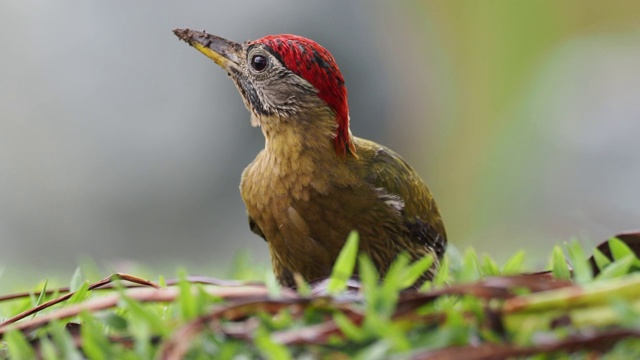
[173,29,242,71]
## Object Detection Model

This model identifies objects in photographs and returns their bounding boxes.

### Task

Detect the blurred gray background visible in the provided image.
[1,1,639,281]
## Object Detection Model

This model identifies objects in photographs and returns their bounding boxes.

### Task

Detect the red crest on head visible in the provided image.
[250,35,353,156]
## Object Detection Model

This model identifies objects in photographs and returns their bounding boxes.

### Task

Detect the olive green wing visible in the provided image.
[356,137,447,257]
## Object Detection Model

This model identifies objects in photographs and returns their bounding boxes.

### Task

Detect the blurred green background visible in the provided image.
[1,1,639,283]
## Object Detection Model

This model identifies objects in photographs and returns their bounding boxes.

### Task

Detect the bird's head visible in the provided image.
[174,29,355,157]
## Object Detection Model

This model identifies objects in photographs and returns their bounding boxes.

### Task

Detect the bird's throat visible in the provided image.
[245,113,349,203]
[259,114,339,162]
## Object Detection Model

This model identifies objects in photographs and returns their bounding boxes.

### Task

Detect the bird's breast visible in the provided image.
[240,149,326,238]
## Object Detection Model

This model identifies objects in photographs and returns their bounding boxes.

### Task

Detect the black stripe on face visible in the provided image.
[230,68,270,116]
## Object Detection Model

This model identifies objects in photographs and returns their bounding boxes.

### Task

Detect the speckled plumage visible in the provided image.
[174,29,447,287]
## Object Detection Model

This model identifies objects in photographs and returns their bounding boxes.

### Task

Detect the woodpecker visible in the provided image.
[174,29,447,287]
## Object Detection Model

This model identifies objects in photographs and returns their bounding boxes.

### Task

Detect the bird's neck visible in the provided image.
[251,113,355,196]
[260,115,338,163]
[243,114,361,204]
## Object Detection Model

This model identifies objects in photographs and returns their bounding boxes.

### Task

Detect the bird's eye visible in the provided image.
[250,55,268,72]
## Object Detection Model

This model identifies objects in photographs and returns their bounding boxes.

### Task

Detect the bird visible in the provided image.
[173,29,447,287]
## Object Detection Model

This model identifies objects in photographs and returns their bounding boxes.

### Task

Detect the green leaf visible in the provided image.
[38,338,59,360]
[459,247,480,282]
[418,280,433,292]
[378,255,406,317]
[481,254,501,276]
[70,266,85,292]
[177,269,196,320]
[327,230,359,294]
[611,298,640,328]
[101,312,128,331]
[550,245,571,280]
[254,327,291,360]
[80,312,112,360]
[609,237,633,261]
[592,248,612,272]
[68,281,90,304]
[383,252,410,291]
[444,243,463,270]
[120,294,169,337]
[370,317,411,351]
[31,279,48,317]
[359,255,381,311]
[354,341,391,360]
[265,271,281,298]
[596,255,635,280]
[359,254,380,291]
[293,273,312,297]
[502,250,525,275]
[566,240,592,284]
[48,319,83,360]
[5,329,36,360]
[433,255,450,287]
[334,312,367,341]
[399,254,434,289]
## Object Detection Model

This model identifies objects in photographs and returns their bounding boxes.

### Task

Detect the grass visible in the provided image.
[1,233,640,359]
